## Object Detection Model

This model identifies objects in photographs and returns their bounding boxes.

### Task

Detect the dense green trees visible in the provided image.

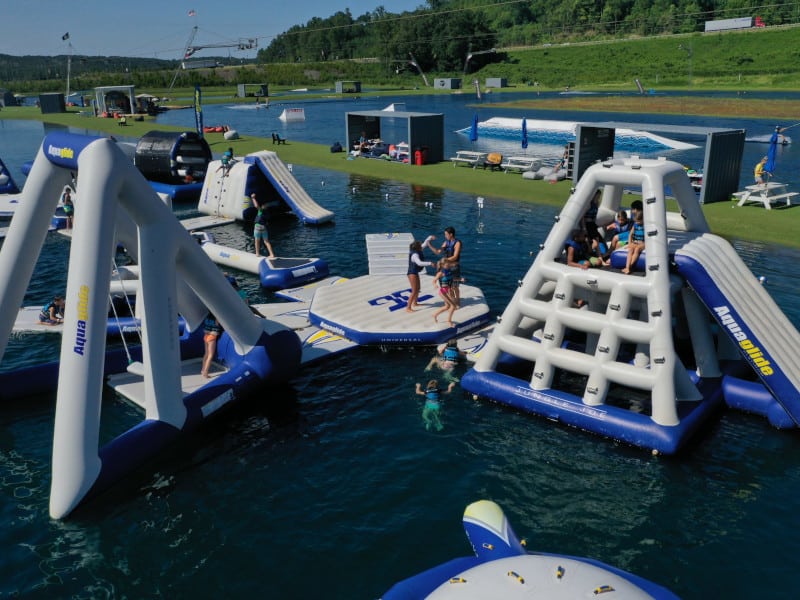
[2,0,799,92]
[256,0,800,71]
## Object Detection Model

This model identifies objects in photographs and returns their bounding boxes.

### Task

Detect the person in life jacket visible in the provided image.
[426,339,465,379]
[415,379,456,431]
[39,295,65,325]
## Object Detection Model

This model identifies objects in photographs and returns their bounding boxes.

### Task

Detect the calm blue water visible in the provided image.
[2,93,800,598]
[156,89,800,191]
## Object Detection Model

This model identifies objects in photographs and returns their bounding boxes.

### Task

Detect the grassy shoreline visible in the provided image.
[1,101,797,250]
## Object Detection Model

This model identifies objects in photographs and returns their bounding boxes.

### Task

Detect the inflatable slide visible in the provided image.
[197,150,334,225]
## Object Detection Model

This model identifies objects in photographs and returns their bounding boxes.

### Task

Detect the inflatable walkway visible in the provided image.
[197,150,334,225]
[461,156,800,454]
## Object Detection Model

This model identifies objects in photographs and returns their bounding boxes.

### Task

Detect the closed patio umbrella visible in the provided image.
[521,117,528,152]
[469,114,479,144]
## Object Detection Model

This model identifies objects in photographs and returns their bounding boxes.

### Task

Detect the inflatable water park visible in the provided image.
[381,500,679,599]
[3,123,800,529]
[0,132,303,519]
[0,133,491,518]
[462,156,800,454]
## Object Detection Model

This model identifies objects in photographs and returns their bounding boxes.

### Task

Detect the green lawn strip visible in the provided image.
[2,107,797,250]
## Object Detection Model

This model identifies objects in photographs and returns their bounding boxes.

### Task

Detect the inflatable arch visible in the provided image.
[0,132,301,518]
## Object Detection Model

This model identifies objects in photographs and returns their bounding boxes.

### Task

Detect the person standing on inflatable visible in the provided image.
[406,237,435,312]
[251,193,275,259]
[428,227,463,308]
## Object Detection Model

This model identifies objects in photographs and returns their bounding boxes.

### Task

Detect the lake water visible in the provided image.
[2,93,800,598]
[155,89,800,191]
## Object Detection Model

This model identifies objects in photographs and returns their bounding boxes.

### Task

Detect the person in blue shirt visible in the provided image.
[415,379,456,431]
[39,295,65,325]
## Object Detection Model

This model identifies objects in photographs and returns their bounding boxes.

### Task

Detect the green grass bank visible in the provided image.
[1,104,797,250]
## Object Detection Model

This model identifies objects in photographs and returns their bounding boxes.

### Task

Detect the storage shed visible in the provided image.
[434,78,462,90]
[345,110,444,164]
[485,77,508,88]
[237,83,268,98]
[336,81,362,94]
[38,93,66,114]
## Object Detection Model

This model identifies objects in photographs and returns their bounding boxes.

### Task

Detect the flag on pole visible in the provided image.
[62,32,70,41]
[188,9,196,17]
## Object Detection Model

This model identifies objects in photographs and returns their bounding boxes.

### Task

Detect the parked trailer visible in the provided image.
[704,17,754,32]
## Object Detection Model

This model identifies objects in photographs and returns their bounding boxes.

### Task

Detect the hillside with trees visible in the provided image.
[1,1,799,93]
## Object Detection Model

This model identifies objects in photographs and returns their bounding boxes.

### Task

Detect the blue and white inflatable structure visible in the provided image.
[192,231,330,290]
[462,157,800,454]
[197,150,334,225]
[0,132,302,518]
[0,154,20,195]
[460,117,698,153]
[381,499,678,599]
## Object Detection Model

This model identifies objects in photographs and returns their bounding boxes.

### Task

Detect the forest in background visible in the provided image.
[1,1,799,93]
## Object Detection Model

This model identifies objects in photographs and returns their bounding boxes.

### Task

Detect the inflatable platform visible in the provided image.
[308,233,491,346]
[462,157,800,454]
[192,231,330,290]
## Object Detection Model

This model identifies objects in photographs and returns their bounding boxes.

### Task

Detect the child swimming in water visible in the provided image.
[415,379,456,431]
[425,339,465,383]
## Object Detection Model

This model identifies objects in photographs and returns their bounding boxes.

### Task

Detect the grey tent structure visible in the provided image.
[345,110,444,164]
[94,85,136,116]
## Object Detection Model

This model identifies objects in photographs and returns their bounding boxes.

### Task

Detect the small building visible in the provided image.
[237,83,268,98]
[336,81,361,94]
[38,93,66,114]
[485,77,507,88]
[345,110,444,164]
[434,78,462,90]
[94,85,136,116]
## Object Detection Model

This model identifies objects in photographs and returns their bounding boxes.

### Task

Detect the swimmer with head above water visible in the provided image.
[415,379,456,431]
[425,339,465,382]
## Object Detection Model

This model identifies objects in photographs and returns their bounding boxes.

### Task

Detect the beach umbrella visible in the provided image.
[521,117,528,151]
[469,114,479,143]
[764,125,780,176]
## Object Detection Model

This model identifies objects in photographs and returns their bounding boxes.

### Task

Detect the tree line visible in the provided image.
[1,0,798,92]
[257,0,800,72]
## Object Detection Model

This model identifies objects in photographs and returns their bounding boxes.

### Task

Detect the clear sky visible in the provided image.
[1,1,426,59]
